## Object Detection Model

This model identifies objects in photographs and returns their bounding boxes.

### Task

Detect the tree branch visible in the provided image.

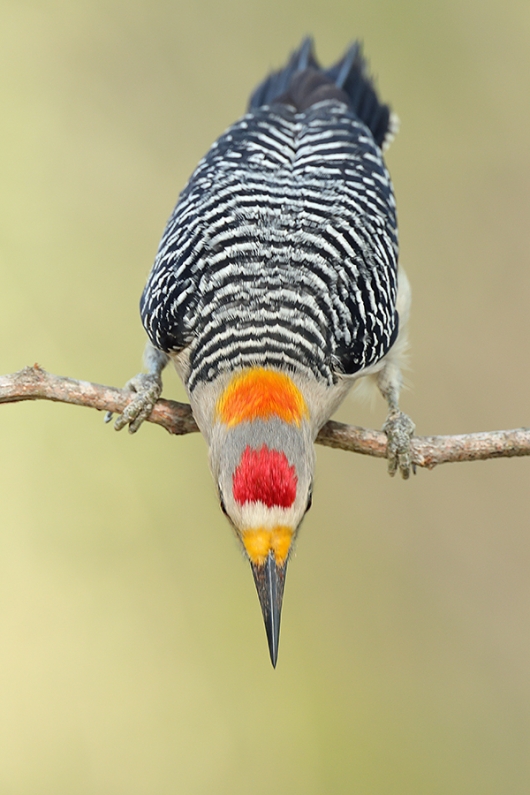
[1,366,529,469]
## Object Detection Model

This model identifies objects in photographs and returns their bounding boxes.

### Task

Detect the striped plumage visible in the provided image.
[140,39,399,393]
[115,39,414,666]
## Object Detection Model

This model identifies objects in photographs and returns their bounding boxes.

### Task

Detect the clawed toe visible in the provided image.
[383,410,415,479]
[107,373,163,433]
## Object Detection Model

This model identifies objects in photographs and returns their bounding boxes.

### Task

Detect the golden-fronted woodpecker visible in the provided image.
[109,38,413,666]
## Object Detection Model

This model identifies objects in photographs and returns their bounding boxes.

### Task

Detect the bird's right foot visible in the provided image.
[383,409,416,479]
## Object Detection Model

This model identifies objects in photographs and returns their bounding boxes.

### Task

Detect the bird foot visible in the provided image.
[105,372,163,433]
[382,410,416,479]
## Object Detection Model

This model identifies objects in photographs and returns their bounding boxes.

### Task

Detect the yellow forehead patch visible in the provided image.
[216,368,308,427]
[241,526,294,566]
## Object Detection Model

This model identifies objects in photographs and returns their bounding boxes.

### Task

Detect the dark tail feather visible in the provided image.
[249,39,398,150]
[249,37,319,109]
[325,43,396,149]
[326,42,361,90]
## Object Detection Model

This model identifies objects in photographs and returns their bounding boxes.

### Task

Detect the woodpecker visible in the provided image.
[109,39,414,666]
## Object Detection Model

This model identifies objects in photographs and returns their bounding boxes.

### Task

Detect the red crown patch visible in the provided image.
[233,445,297,508]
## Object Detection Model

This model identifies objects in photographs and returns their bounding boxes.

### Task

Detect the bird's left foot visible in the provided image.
[104,372,163,433]
[383,410,416,479]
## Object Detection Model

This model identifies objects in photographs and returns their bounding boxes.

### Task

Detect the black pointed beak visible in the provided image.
[250,551,287,667]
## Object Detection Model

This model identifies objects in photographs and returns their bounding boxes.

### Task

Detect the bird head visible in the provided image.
[206,368,315,666]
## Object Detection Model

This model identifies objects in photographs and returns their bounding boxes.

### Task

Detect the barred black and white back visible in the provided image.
[140,39,401,393]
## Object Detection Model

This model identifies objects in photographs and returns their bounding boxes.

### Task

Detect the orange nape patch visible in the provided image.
[242,526,294,566]
[216,368,308,428]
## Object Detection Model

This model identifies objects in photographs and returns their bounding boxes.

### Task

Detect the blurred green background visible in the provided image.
[1,1,530,792]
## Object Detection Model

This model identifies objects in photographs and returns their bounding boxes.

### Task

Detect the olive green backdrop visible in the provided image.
[1,1,529,792]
